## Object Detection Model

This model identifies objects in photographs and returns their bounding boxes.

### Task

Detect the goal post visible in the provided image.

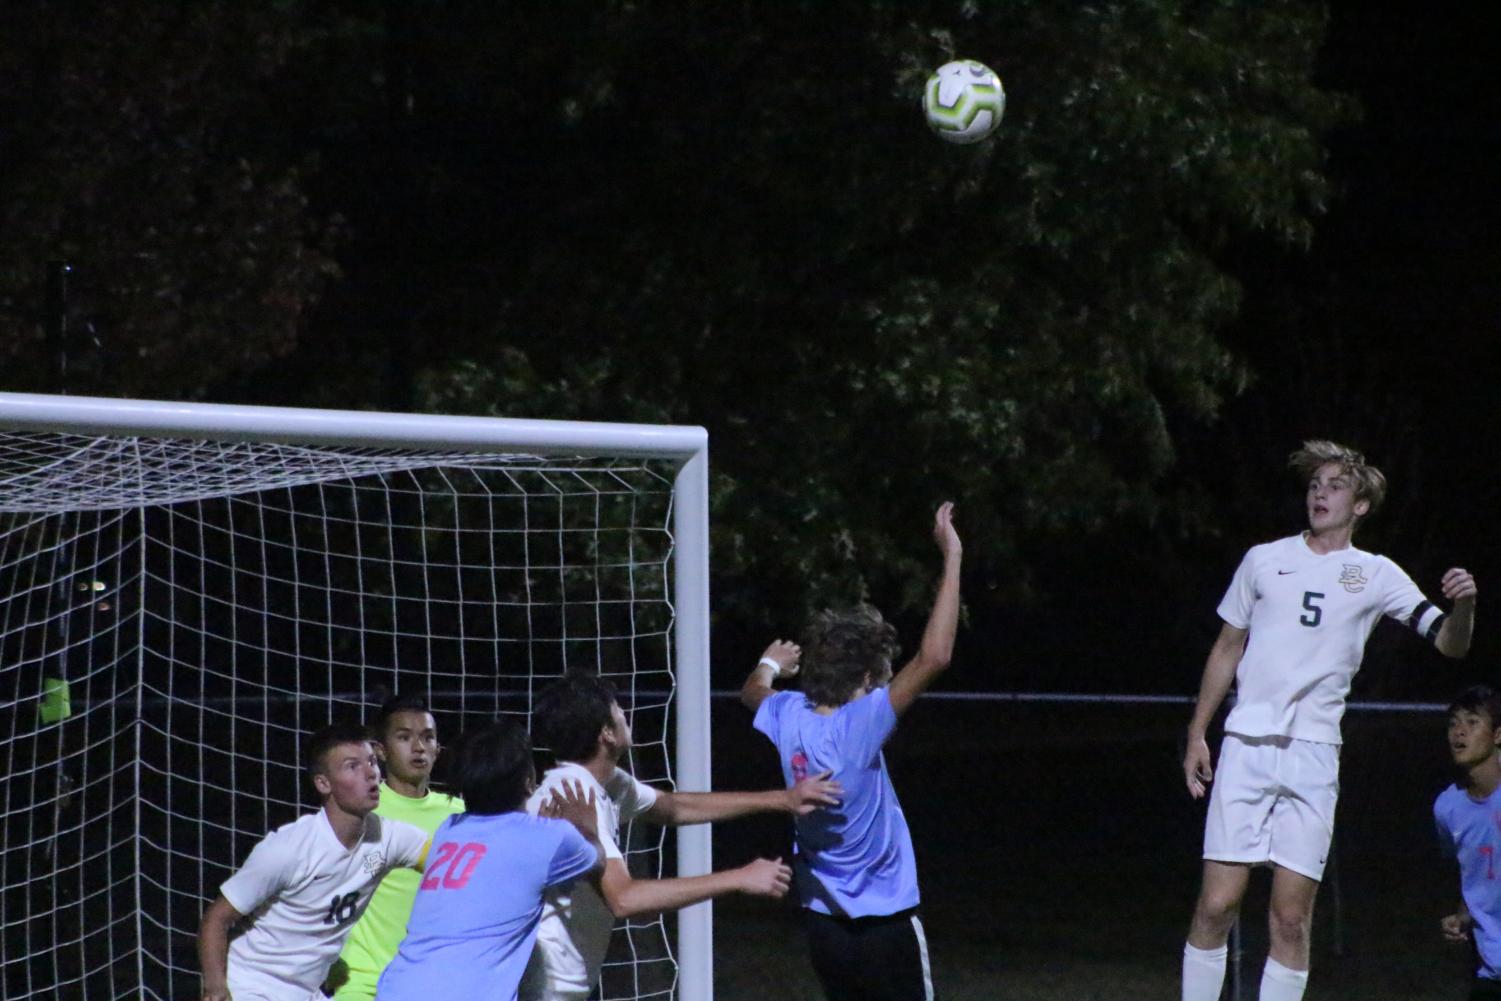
[0,390,714,1000]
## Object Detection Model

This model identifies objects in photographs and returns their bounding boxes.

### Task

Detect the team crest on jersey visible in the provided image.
[1339,564,1368,593]
[361,850,386,875]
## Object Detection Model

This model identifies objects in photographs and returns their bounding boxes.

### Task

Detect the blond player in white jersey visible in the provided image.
[196,722,429,1001]
[1179,440,1477,1001]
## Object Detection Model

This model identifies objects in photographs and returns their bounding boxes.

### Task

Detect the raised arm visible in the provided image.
[1435,567,1478,659]
[739,639,800,712]
[197,893,245,1001]
[886,501,962,717]
[594,855,791,918]
[1182,621,1248,799]
[645,771,841,826]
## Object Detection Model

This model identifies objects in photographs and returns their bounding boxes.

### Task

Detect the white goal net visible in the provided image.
[0,393,713,1001]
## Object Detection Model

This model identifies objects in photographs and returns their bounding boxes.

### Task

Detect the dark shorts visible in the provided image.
[1472,976,1501,1000]
[804,907,934,1001]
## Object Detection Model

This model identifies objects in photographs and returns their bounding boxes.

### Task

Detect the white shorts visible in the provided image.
[1203,733,1340,881]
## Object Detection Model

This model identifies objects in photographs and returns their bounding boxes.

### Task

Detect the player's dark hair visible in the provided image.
[801,604,901,708]
[449,717,534,814]
[375,691,433,741]
[1288,439,1387,521]
[305,722,374,779]
[532,673,617,763]
[1448,686,1501,728]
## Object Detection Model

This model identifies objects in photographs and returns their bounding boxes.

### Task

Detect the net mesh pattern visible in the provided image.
[0,431,681,1000]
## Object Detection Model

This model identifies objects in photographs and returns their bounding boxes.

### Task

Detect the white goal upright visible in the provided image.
[0,392,713,1001]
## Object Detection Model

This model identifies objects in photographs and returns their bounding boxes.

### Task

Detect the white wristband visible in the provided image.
[757,656,782,678]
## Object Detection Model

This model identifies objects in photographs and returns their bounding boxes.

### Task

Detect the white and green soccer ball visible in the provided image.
[923,59,1005,144]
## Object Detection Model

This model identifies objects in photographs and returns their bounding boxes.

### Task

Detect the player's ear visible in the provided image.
[1354,497,1370,518]
[372,740,388,763]
[311,771,333,797]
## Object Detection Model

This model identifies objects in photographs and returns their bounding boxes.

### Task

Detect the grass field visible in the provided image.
[707,699,1475,1000]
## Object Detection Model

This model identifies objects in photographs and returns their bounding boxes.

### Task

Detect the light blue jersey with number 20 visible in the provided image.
[376,811,598,1001]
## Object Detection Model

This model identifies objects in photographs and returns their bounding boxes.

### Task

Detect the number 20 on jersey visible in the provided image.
[421,841,488,891]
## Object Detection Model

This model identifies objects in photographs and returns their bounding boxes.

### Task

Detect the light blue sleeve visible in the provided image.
[1434,796,1458,859]
[840,688,898,767]
[752,690,788,741]
[547,822,601,887]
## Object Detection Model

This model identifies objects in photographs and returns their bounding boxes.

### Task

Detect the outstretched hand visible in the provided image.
[786,770,842,815]
[542,779,599,840]
[761,639,802,679]
[932,501,961,558]
[736,857,793,899]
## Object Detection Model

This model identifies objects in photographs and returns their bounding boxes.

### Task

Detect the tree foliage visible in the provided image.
[0,2,340,395]
[0,1,1354,645]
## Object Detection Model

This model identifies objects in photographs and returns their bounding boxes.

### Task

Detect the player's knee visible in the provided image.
[1195,882,1243,922]
[1267,899,1312,945]
[1191,894,1240,937]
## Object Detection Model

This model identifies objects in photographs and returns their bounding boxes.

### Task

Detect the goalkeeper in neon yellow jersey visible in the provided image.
[326,693,464,1001]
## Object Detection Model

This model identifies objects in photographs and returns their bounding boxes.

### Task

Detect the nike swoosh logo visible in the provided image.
[1278,570,1296,575]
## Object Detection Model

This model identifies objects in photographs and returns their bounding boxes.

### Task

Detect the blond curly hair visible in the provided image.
[1288,439,1387,520]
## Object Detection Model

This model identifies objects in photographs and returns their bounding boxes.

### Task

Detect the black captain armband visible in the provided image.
[1406,600,1447,644]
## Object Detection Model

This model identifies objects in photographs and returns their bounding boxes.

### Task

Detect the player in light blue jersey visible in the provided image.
[1435,686,1501,1000]
[741,501,961,1001]
[376,718,602,1001]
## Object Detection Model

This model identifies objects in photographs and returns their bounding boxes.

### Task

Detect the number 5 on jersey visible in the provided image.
[1300,591,1324,628]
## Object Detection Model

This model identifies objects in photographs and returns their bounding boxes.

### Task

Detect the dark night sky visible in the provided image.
[1240,3,1501,694]
[4,4,1496,697]
[982,4,1501,697]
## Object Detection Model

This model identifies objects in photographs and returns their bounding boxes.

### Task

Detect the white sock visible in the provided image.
[1181,942,1227,1001]
[1259,956,1309,1001]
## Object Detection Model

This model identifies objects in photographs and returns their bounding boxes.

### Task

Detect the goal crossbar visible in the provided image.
[0,391,707,458]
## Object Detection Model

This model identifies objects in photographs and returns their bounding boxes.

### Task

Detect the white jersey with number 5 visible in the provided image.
[1218,533,1444,744]
[219,810,428,1001]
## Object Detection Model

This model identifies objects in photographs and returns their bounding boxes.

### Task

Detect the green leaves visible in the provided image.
[0,1,1353,638]
[0,3,340,396]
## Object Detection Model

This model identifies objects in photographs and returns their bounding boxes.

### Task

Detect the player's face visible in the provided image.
[317,741,383,815]
[1306,462,1369,536]
[605,701,632,754]
[378,710,439,785]
[1447,710,1501,768]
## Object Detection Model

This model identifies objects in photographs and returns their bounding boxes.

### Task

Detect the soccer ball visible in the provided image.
[923,59,1005,144]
